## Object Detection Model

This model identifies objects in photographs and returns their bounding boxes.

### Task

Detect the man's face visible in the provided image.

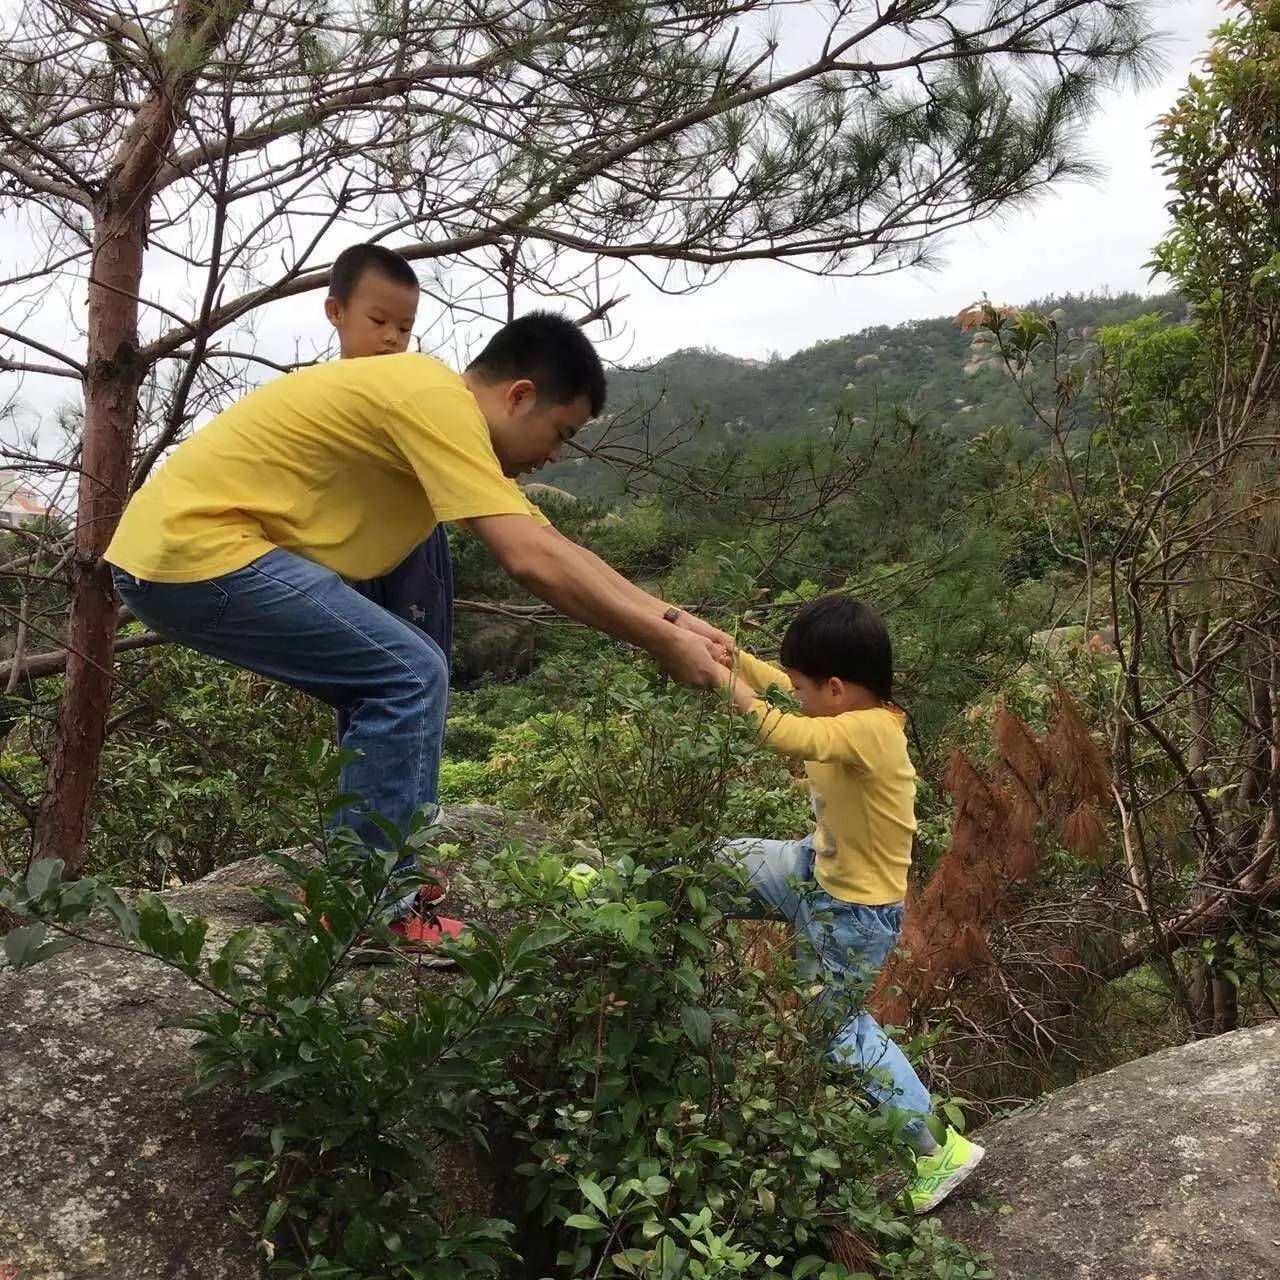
[485,379,593,477]
[325,270,419,358]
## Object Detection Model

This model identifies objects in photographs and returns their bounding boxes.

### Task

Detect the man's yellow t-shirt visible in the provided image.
[106,353,546,583]
[735,650,917,905]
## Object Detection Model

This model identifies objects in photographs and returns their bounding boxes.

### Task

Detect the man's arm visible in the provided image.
[543,526,735,651]
[466,514,722,688]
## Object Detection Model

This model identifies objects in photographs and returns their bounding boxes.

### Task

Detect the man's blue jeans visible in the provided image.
[112,548,448,863]
[719,835,933,1147]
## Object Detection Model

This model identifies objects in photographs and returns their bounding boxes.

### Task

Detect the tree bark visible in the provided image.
[30,1,248,872]
[31,192,147,871]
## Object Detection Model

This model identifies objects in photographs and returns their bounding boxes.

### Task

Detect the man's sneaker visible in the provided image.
[417,868,449,907]
[386,910,465,966]
[903,1128,985,1215]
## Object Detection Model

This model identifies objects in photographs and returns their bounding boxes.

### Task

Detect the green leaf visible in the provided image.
[99,886,139,940]
[792,1256,826,1280]
[209,926,255,991]
[262,1196,288,1235]
[254,1066,305,1091]
[2,924,71,970]
[677,923,713,954]
[343,1214,379,1265]
[24,857,62,901]
[680,1005,712,1049]
[578,1177,608,1216]
[564,1213,604,1231]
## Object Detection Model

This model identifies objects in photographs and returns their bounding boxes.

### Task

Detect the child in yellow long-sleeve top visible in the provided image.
[715,594,983,1214]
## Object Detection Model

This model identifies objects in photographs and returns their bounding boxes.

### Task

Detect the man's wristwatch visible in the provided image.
[663,606,682,624]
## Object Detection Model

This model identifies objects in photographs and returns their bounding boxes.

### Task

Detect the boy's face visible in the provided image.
[477,377,594,477]
[325,269,419,358]
[785,668,848,718]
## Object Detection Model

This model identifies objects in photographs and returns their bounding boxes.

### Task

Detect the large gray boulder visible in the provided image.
[941,1020,1280,1279]
[0,806,548,1280]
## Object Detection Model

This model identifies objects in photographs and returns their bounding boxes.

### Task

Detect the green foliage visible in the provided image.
[3,716,989,1280]
[474,661,810,841]
[2,644,331,886]
[0,800,562,1279]
[1151,2,1280,325]
[485,832,989,1280]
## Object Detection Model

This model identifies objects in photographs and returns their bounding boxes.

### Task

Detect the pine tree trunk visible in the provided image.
[28,0,246,872]
[30,201,145,872]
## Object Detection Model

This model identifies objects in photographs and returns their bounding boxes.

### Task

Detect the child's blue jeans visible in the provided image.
[719,835,933,1145]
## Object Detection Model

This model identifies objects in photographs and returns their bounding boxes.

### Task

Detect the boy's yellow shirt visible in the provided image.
[106,353,546,583]
[735,650,917,905]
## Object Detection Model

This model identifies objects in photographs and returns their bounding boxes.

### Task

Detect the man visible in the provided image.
[106,312,729,948]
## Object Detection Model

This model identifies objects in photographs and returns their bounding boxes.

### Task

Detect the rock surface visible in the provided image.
[941,1019,1280,1280]
[7,809,1278,1280]
[0,806,550,1280]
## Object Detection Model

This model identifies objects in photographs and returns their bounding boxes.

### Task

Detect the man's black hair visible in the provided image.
[467,311,607,416]
[329,244,418,303]
[779,595,894,702]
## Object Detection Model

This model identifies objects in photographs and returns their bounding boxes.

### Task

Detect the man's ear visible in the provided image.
[323,296,342,329]
[504,378,538,414]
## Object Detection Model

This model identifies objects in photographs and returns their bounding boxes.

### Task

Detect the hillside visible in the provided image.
[541,290,1184,496]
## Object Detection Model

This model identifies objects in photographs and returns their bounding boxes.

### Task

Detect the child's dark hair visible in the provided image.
[467,310,607,416]
[329,243,418,302]
[780,595,894,702]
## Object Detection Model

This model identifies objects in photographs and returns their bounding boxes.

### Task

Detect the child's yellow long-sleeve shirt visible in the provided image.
[735,650,916,905]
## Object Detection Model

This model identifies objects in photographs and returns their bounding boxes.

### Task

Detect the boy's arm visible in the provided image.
[715,663,863,765]
[735,649,794,695]
[747,704,867,764]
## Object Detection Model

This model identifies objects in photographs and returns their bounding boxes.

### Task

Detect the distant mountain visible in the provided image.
[539,291,1184,497]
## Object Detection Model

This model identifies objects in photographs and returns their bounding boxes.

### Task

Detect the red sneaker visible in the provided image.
[387,911,465,966]
[417,867,449,906]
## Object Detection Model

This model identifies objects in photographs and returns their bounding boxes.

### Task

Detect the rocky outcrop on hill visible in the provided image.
[940,1020,1280,1280]
[0,806,546,1280]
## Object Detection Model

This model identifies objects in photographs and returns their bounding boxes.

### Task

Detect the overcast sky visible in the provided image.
[0,0,1223,445]
[616,0,1221,363]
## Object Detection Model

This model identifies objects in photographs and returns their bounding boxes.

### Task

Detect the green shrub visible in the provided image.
[443,713,499,762]
[480,661,808,841]
[3,814,986,1280]
[438,758,496,804]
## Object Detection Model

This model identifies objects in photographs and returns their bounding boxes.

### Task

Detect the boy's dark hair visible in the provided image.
[329,244,418,303]
[780,595,894,702]
[467,311,607,416]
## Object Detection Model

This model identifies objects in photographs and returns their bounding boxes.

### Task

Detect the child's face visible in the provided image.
[785,668,849,717]
[324,269,419,358]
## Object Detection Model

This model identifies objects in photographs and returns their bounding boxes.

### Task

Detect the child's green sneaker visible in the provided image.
[903,1128,985,1215]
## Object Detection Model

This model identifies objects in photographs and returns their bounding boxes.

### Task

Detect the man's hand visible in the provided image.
[657,626,727,690]
[674,610,735,653]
